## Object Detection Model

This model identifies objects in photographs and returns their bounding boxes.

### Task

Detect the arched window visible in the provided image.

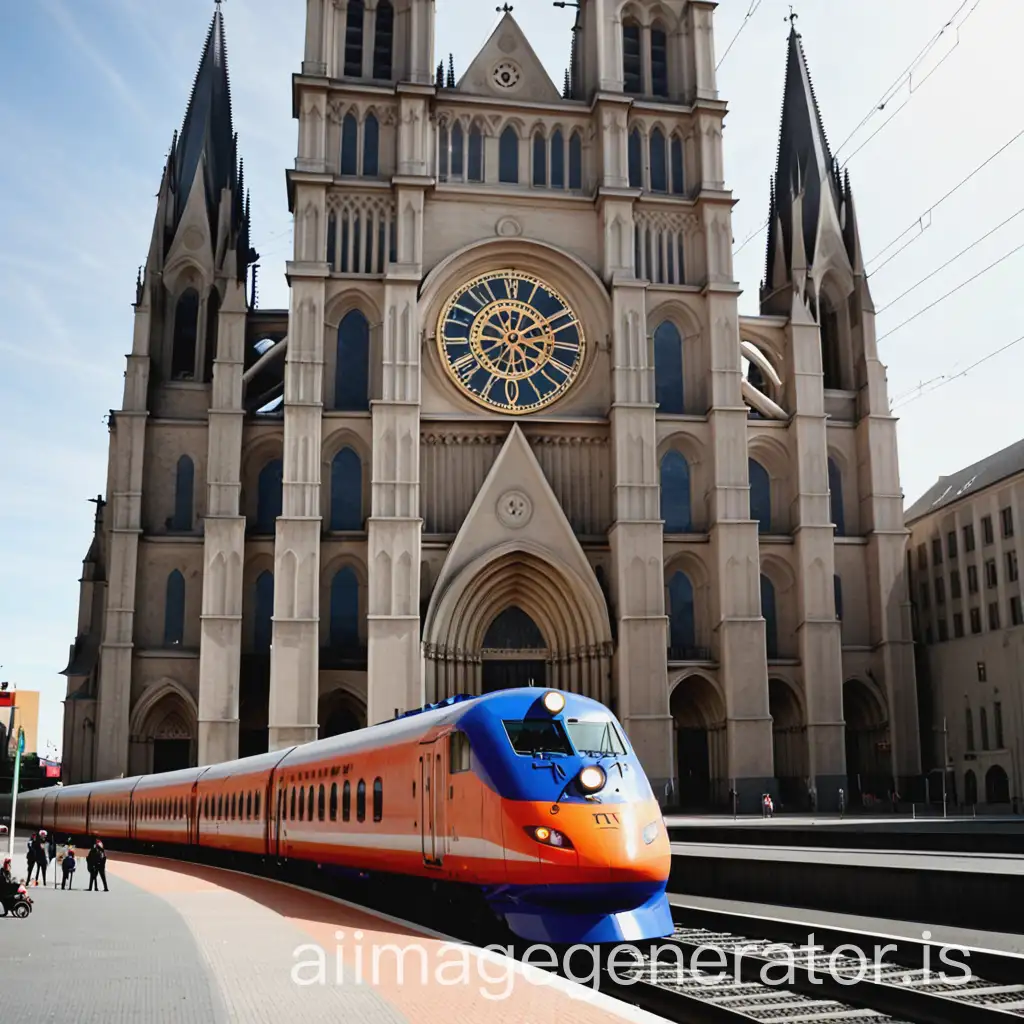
[654,320,684,414]
[828,457,845,536]
[568,131,582,190]
[171,455,194,532]
[749,459,771,533]
[203,286,220,383]
[257,458,283,533]
[327,211,337,267]
[820,292,842,389]
[628,129,643,188]
[340,114,358,175]
[468,125,483,181]
[761,574,778,658]
[622,19,641,94]
[171,289,200,379]
[551,129,565,189]
[372,0,393,79]
[649,128,667,192]
[450,122,464,177]
[356,779,366,822]
[373,777,383,822]
[670,136,684,195]
[667,571,695,651]
[499,126,519,183]
[660,451,691,533]
[329,783,338,820]
[318,783,326,821]
[834,575,843,621]
[330,567,360,647]
[344,0,364,77]
[330,447,362,530]
[254,570,274,653]
[362,113,379,176]
[532,131,546,187]
[651,27,669,97]
[335,310,370,410]
[164,570,185,646]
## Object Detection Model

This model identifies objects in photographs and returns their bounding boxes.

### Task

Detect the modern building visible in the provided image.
[2,689,40,758]
[59,1,919,811]
[905,438,1024,809]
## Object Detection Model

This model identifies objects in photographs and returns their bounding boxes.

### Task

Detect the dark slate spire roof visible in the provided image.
[764,25,849,290]
[172,8,236,238]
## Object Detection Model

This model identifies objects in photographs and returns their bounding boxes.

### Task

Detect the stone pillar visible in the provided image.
[787,297,845,807]
[197,278,248,765]
[366,176,424,724]
[95,295,152,780]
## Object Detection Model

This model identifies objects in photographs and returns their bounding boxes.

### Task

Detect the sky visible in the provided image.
[1,0,1021,757]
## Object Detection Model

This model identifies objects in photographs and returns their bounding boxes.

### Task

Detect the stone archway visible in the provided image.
[130,680,197,776]
[843,678,892,805]
[670,674,727,809]
[480,605,549,692]
[985,765,1010,805]
[769,678,808,808]
[318,688,366,740]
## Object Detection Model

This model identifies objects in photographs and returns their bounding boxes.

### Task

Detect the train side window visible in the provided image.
[356,780,366,823]
[255,792,261,820]
[307,786,314,822]
[290,787,297,820]
[246,792,252,820]
[373,778,382,822]
[298,787,305,821]
[233,794,239,820]
[342,781,351,822]
[218,795,224,819]
[450,731,471,773]
[330,783,338,821]
[318,784,326,822]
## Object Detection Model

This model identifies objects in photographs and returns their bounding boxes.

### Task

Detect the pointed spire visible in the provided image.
[447,53,456,88]
[436,61,445,87]
[563,68,570,99]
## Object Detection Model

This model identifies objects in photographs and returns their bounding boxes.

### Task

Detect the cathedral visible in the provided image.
[59,0,920,812]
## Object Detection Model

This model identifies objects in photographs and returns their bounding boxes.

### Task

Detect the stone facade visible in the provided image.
[60,1,919,813]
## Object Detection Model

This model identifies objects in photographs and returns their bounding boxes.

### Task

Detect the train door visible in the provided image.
[420,737,447,866]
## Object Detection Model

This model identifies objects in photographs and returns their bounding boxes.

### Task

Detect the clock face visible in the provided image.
[436,269,585,414]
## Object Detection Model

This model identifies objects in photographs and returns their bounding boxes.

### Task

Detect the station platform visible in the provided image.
[0,850,666,1024]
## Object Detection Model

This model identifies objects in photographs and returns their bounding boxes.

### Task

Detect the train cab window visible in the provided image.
[373,778,382,822]
[342,781,351,822]
[356,780,366,823]
[502,719,574,757]
[450,731,471,773]
[318,784,325,822]
[565,718,628,756]
[290,787,297,820]
[329,783,338,821]
[254,793,261,820]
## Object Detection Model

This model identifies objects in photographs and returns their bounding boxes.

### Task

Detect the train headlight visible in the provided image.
[542,691,565,714]
[643,820,659,845]
[578,765,606,793]
[526,825,572,849]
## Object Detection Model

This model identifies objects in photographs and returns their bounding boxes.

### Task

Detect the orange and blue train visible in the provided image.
[18,688,672,943]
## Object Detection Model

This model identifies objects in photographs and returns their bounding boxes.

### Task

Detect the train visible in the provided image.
[17,687,673,944]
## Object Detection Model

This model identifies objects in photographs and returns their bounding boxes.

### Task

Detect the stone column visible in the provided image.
[197,278,248,765]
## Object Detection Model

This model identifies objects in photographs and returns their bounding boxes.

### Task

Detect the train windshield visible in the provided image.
[503,720,574,756]
[565,719,627,757]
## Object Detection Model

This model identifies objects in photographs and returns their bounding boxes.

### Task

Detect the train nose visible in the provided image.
[574,804,670,886]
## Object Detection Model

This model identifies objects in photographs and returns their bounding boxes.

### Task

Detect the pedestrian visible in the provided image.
[25,833,36,882]
[31,830,49,886]
[61,847,76,890]
[86,839,108,892]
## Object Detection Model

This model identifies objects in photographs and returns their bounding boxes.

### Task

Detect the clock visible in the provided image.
[436,269,585,414]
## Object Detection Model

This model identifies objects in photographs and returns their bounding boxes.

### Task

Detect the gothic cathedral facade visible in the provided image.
[60,1,920,812]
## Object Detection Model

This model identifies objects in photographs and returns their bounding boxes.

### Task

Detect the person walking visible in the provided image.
[31,830,49,886]
[86,839,108,892]
[25,833,36,883]
[61,847,77,890]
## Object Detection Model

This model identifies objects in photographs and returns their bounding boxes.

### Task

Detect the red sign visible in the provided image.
[0,693,12,708]
[45,765,61,779]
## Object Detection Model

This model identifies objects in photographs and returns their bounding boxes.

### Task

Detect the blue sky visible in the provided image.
[2,0,1022,756]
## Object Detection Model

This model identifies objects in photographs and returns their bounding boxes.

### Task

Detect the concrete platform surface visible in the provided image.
[0,852,669,1024]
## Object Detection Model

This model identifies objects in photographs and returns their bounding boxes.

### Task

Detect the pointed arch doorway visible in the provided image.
[481,606,548,692]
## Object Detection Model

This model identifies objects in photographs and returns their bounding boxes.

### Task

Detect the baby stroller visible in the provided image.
[0,882,33,918]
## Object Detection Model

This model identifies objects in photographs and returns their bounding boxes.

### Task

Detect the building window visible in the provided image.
[628,128,643,188]
[935,577,945,605]
[965,708,974,751]
[978,661,987,681]
[171,455,195,532]
[982,515,994,545]
[622,19,641,94]
[988,602,1000,630]
[498,126,519,183]
[341,114,358,174]
[468,125,483,181]
[330,447,363,531]
[651,25,669,96]
[950,569,961,599]
[671,135,684,195]
[344,0,364,76]
[932,538,943,565]
[953,612,964,638]
[372,0,393,79]
[980,707,989,750]
[362,113,379,176]
[653,321,684,413]
[164,570,185,646]
[947,530,957,559]
[335,309,370,410]
[761,574,778,659]
[995,702,1004,748]
[550,129,565,188]
[667,571,695,652]
[1001,506,1014,538]
[985,559,998,589]
[827,458,845,536]
[568,131,582,189]
[819,292,842,390]
[532,131,546,187]
[834,575,843,621]
[919,582,929,609]
[749,459,771,533]
[1007,550,1018,582]
[171,289,200,379]
[1011,595,1023,626]
[373,777,383,822]
[330,567,360,647]
[967,564,979,594]
[649,129,667,192]
[660,451,691,533]
[917,544,927,570]
[256,458,283,534]
[970,607,981,634]
[937,618,948,641]
[963,523,975,551]
[254,571,274,653]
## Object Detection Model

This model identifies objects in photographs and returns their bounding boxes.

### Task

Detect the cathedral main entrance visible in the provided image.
[480,606,548,693]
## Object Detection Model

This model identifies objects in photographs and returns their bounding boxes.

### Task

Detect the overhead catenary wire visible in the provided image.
[716,0,763,71]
